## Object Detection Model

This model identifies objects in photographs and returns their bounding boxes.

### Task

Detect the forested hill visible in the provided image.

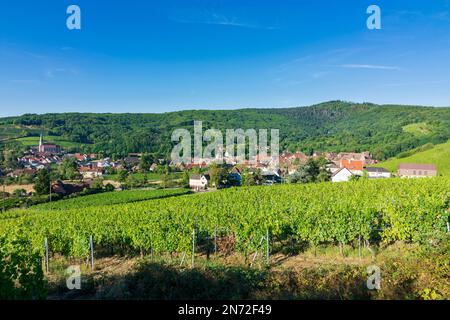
[1,101,449,160]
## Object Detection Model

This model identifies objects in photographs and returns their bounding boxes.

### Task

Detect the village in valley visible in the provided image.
[0,132,439,203]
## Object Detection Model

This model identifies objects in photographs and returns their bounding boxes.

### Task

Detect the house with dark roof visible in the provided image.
[365,167,391,179]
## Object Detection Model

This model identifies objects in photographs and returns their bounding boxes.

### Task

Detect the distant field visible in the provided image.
[14,135,87,149]
[402,122,432,136]
[375,140,450,175]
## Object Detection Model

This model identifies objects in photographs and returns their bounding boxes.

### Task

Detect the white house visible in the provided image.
[365,167,391,179]
[189,174,210,191]
[331,167,354,182]
[79,167,103,179]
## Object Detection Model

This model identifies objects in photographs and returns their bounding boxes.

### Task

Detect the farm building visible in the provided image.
[397,163,437,178]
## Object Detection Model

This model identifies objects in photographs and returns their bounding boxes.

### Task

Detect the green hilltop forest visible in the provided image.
[1,101,449,160]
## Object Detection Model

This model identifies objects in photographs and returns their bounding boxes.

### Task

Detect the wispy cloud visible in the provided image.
[382,80,447,87]
[24,51,46,60]
[45,68,79,78]
[170,12,279,30]
[10,79,40,84]
[338,64,400,71]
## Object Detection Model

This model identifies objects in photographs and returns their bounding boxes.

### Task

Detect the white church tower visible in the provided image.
[38,133,43,153]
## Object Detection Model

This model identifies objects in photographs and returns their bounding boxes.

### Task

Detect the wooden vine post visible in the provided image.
[89,235,94,271]
[266,228,270,265]
[191,229,195,268]
[44,237,49,273]
[358,235,362,260]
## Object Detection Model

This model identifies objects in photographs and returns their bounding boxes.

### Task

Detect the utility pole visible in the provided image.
[2,184,5,213]
[48,168,52,205]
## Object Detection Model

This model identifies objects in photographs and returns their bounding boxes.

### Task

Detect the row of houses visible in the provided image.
[331,163,438,182]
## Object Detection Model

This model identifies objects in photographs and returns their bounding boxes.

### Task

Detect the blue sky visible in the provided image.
[1,0,450,116]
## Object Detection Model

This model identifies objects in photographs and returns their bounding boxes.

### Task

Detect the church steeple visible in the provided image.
[39,133,43,152]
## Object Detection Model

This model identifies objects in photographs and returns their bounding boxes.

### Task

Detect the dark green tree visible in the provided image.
[34,169,50,195]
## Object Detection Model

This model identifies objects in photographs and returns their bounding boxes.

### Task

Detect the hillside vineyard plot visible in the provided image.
[0,178,448,259]
[33,188,190,210]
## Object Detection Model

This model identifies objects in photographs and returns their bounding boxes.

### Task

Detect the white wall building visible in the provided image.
[189,174,210,191]
[365,167,391,179]
[331,168,354,182]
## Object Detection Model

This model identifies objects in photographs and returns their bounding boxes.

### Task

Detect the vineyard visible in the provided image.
[32,188,190,210]
[0,178,448,262]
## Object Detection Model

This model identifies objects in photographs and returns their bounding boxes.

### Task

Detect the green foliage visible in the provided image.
[1,102,449,159]
[58,157,80,180]
[2,149,18,170]
[104,183,115,192]
[208,164,229,188]
[140,153,153,172]
[1,178,448,260]
[117,170,129,182]
[0,235,47,299]
[34,169,50,195]
[32,188,190,210]
[13,189,26,197]
[242,169,263,186]
[289,158,330,183]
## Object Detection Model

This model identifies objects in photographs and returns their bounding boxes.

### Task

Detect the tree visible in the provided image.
[117,169,129,182]
[160,173,170,189]
[104,183,115,192]
[140,153,153,172]
[34,169,50,195]
[181,171,190,188]
[316,157,331,182]
[289,158,320,183]
[91,178,104,191]
[208,164,229,188]
[3,149,18,170]
[289,158,331,184]
[125,175,138,189]
[58,157,80,180]
[242,169,263,186]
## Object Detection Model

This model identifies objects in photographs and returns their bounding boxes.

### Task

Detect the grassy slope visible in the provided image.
[14,136,87,149]
[375,140,450,175]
